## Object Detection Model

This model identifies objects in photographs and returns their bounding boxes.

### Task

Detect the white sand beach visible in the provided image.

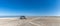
[0,17,60,26]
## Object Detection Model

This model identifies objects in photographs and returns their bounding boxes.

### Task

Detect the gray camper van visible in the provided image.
[20,16,26,19]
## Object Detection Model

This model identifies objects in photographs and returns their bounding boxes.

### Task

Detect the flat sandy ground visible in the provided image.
[0,17,60,26]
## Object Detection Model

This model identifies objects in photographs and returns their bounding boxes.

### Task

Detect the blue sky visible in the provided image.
[0,0,60,16]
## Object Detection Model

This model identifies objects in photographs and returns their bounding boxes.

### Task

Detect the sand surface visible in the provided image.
[0,17,60,26]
